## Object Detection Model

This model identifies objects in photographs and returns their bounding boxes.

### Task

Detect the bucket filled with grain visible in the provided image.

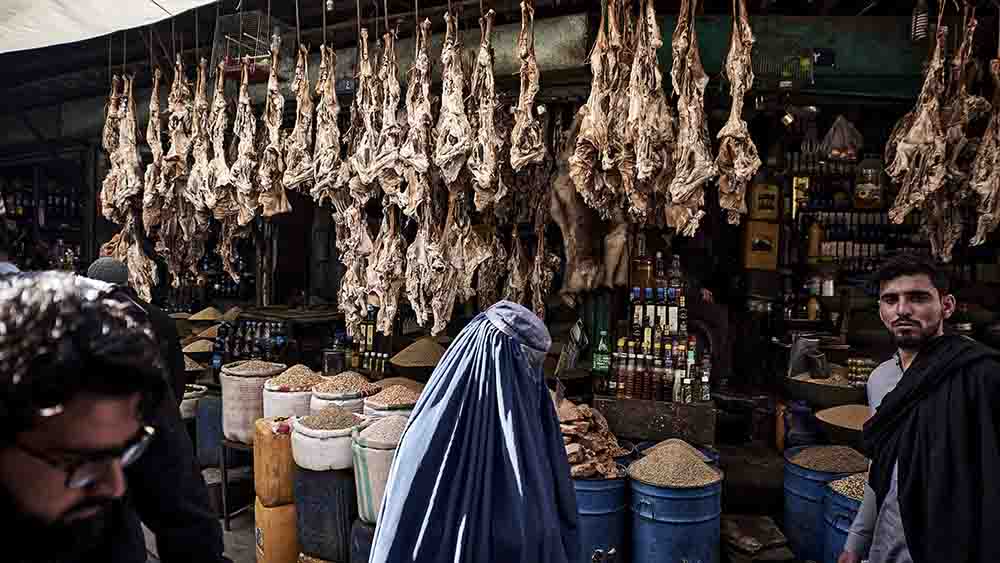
[352,415,409,524]
[220,360,287,444]
[264,364,326,418]
[311,371,382,414]
[783,445,869,562]
[822,472,867,563]
[628,440,723,563]
[363,384,422,419]
[291,406,361,471]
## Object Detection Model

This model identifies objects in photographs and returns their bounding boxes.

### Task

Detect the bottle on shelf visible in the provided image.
[663,341,674,402]
[623,343,636,399]
[593,330,611,387]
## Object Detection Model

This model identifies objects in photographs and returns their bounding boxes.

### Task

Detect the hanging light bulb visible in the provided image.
[326,0,334,10]
[911,0,928,41]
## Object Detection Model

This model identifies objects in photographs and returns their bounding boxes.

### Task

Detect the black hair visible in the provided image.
[0,276,166,442]
[873,253,950,295]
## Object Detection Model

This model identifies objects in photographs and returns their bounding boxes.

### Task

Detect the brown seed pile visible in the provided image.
[299,406,359,431]
[224,360,285,376]
[267,365,325,391]
[367,385,421,408]
[184,355,205,372]
[790,446,869,473]
[792,372,853,388]
[816,405,871,431]
[314,372,382,396]
[830,472,867,501]
[360,415,408,444]
[629,441,721,488]
[646,439,709,462]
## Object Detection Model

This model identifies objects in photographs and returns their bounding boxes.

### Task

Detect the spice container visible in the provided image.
[322,347,346,376]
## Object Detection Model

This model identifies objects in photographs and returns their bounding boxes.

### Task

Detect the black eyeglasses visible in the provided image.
[15,426,156,489]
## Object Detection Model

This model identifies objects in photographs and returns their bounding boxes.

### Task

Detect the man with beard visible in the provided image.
[839,254,1000,563]
[0,272,227,563]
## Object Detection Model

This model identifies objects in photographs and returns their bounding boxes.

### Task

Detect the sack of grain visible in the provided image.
[255,417,296,507]
[291,408,361,471]
[363,385,420,419]
[352,416,408,524]
[312,372,382,414]
[220,360,286,444]
[180,384,208,420]
[263,365,325,419]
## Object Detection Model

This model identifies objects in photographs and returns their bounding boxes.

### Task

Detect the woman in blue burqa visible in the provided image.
[370,301,580,563]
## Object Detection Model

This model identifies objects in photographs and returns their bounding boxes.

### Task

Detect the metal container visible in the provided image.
[822,487,862,563]
[629,478,722,563]
[294,467,357,562]
[783,446,857,562]
[574,476,629,563]
[323,348,347,376]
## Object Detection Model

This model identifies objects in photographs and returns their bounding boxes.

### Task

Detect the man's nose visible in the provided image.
[88,460,128,499]
[895,297,914,317]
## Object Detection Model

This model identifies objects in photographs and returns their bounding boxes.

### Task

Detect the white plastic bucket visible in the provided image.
[263,385,313,419]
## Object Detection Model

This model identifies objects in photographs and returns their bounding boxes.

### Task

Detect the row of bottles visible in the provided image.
[594,334,711,404]
[212,320,290,367]
[358,351,390,378]
[350,306,381,372]
[628,252,689,351]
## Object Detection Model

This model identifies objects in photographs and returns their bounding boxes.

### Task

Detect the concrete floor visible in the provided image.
[144,512,256,563]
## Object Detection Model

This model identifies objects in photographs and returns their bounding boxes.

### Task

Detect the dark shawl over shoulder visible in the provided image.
[862,335,1000,563]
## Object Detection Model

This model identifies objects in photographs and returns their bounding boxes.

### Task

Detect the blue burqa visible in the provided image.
[370,301,579,563]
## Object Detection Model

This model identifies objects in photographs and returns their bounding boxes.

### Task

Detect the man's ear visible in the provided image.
[941,294,957,319]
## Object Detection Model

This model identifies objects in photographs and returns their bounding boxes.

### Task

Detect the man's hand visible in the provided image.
[701,288,714,304]
[838,550,862,563]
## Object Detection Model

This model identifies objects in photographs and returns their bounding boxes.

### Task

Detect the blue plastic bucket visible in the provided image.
[822,488,862,563]
[574,476,628,563]
[630,477,722,563]
[783,446,857,562]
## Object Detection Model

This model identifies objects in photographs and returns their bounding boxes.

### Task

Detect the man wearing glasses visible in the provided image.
[0,272,226,562]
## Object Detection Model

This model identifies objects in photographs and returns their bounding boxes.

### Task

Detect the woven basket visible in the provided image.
[220,360,286,444]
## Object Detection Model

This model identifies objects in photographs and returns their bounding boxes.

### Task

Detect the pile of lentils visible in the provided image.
[359,415,408,445]
[647,439,710,462]
[226,360,284,376]
[299,406,359,431]
[790,445,868,474]
[314,372,382,397]
[367,384,421,408]
[830,472,867,501]
[628,440,721,488]
[267,365,325,391]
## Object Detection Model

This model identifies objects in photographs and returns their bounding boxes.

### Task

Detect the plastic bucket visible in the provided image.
[574,476,628,563]
[783,446,857,562]
[822,488,862,563]
[630,478,722,563]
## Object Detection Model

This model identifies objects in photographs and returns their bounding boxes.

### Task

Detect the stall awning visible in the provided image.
[0,0,216,54]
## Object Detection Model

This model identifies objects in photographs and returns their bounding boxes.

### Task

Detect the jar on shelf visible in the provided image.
[854,157,884,209]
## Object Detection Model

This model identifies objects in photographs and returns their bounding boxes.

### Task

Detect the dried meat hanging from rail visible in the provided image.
[715,0,760,225]
[510,0,546,172]
[259,35,292,218]
[397,18,434,218]
[230,57,262,227]
[284,43,317,192]
[374,28,406,209]
[468,10,504,211]
[970,45,1000,245]
[434,13,472,187]
[312,45,345,209]
[142,67,165,235]
[667,0,716,237]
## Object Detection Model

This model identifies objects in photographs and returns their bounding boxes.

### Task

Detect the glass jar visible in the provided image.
[854,157,884,209]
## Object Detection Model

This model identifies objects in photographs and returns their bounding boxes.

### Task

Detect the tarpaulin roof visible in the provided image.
[0,0,216,54]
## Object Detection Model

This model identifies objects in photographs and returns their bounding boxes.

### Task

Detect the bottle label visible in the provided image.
[669,306,679,334]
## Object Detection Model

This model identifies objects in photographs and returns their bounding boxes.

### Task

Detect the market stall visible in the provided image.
[6,0,1000,561]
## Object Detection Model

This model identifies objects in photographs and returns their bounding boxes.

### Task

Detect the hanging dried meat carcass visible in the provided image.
[185,58,213,231]
[397,19,435,218]
[367,209,407,335]
[258,35,291,218]
[715,0,760,225]
[208,59,235,219]
[602,0,636,211]
[117,75,144,219]
[886,19,948,224]
[283,44,316,192]
[311,45,344,208]
[101,211,158,302]
[668,0,716,237]
[476,227,507,308]
[923,189,964,263]
[162,54,194,201]
[99,76,125,223]
[373,30,406,208]
[553,114,602,299]
[337,204,375,335]
[348,28,383,199]
[468,10,502,211]
[529,201,560,320]
[219,220,250,282]
[942,9,990,186]
[142,68,165,234]
[434,13,473,187]
[230,57,261,226]
[970,59,1000,245]
[405,209,435,327]
[568,2,616,217]
[503,233,531,306]
[510,0,547,172]
[624,0,676,223]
